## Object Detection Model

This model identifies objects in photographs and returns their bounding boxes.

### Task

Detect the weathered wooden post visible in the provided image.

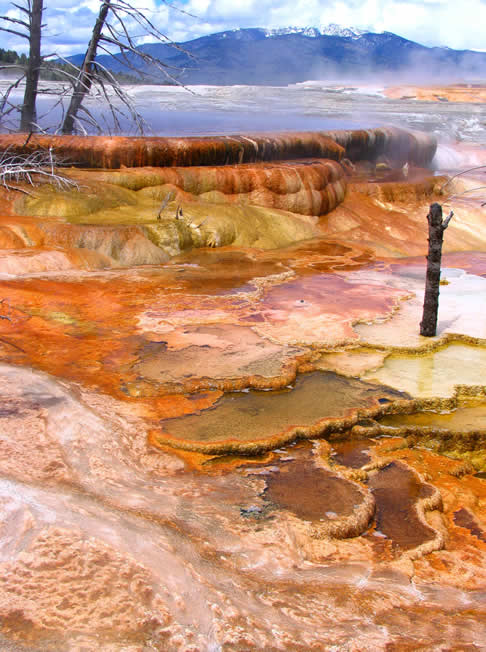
[420,202,453,337]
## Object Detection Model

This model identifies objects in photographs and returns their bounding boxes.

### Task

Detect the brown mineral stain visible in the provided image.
[169,249,287,294]
[453,508,486,543]
[367,461,436,551]
[264,455,365,522]
[0,127,436,169]
[331,439,372,468]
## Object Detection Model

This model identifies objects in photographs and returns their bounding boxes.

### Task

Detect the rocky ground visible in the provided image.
[0,126,485,650]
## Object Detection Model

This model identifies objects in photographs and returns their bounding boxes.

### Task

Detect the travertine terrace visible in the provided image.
[0,123,486,650]
[385,83,486,104]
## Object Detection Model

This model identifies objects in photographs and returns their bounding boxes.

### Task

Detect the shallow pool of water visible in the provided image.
[367,461,436,551]
[331,439,373,468]
[380,399,486,430]
[159,371,406,446]
[263,452,364,522]
[363,344,486,398]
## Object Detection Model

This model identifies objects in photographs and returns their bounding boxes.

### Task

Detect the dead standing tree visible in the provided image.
[420,202,453,337]
[19,0,43,132]
[61,0,193,135]
[61,0,111,135]
[0,0,193,135]
[0,0,45,132]
[420,166,486,336]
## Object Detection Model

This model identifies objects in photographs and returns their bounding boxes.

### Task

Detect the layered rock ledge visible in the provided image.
[0,126,437,168]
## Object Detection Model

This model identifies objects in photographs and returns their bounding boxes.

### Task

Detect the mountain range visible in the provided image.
[72,24,486,85]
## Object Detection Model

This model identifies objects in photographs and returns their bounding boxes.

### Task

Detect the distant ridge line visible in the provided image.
[65,25,486,86]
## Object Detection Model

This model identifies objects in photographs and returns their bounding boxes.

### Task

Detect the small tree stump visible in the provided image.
[420,202,453,337]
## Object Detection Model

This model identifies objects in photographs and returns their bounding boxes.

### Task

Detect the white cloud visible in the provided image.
[179,0,486,50]
[0,0,172,55]
[0,0,484,55]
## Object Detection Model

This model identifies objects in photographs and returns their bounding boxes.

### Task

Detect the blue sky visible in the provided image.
[1,0,485,56]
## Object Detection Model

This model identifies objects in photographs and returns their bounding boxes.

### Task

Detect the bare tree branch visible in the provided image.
[11,2,32,14]
[0,15,30,29]
[446,186,486,203]
[157,190,175,219]
[442,210,454,230]
[0,299,13,322]
[0,75,25,115]
[0,25,29,38]
[0,146,77,194]
[1,0,194,135]
[439,165,486,192]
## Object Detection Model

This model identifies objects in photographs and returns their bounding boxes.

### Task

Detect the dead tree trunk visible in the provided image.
[19,0,43,132]
[61,0,111,135]
[420,202,453,337]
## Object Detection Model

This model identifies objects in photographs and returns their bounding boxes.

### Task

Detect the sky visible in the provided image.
[0,0,485,57]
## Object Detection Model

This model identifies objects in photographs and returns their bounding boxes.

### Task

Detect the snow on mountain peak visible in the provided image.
[262,24,372,39]
[263,27,321,38]
[319,24,367,38]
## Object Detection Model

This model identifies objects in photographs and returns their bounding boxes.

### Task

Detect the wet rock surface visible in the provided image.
[367,461,437,553]
[331,438,372,468]
[0,124,485,649]
[262,445,369,525]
